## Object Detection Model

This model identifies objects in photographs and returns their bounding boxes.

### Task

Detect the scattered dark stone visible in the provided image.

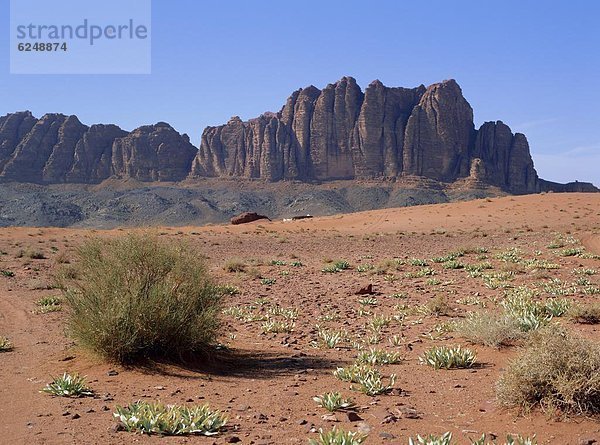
[71,413,80,420]
[379,432,396,440]
[106,370,118,376]
[346,411,363,422]
[228,436,242,443]
[353,283,375,295]
[110,423,124,433]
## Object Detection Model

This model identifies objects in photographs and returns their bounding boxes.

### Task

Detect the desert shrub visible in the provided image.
[223,258,246,273]
[569,302,600,324]
[497,327,600,414]
[59,234,221,363]
[457,311,523,348]
[420,295,451,316]
[1,269,15,277]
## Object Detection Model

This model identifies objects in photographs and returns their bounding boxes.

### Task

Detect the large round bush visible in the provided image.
[60,234,221,363]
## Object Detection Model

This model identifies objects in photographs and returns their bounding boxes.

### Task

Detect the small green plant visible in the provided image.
[420,345,476,369]
[322,260,351,273]
[333,364,375,383]
[0,336,13,352]
[313,392,355,412]
[389,334,404,347]
[465,262,493,272]
[308,427,366,445]
[215,284,240,296]
[356,348,401,365]
[367,314,392,331]
[316,327,346,348]
[495,248,522,263]
[410,258,429,266]
[501,289,551,332]
[36,296,62,313]
[353,370,396,396]
[290,261,303,267]
[560,247,583,257]
[270,259,286,266]
[260,277,276,285]
[443,260,464,270]
[267,305,298,320]
[334,260,350,270]
[1,269,15,277]
[471,434,537,445]
[405,267,435,278]
[261,320,294,333]
[114,401,226,436]
[543,298,571,317]
[409,431,453,445]
[41,372,94,397]
[358,297,378,306]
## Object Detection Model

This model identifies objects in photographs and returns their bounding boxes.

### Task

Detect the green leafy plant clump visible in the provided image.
[308,427,366,445]
[114,401,227,436]
[41,372,94,397]
[420,345,477,369]
[313,392,355,412]
[58,234,222,364]
[409,432,537,445]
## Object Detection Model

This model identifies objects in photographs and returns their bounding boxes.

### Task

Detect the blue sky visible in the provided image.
[1,0,599,185]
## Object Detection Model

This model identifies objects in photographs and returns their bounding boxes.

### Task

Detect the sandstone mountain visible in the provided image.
[0,78,596,199]
[192,78,543,194]
[0,112,196,184]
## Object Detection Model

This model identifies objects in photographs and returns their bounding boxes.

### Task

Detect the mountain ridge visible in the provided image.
[0,77,597,195]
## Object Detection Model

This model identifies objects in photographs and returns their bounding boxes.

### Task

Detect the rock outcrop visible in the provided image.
[0,112,196,184]
[0,77,596,195]
[191,78,545,194]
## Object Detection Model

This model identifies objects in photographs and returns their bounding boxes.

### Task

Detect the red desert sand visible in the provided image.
[1,193,600,444]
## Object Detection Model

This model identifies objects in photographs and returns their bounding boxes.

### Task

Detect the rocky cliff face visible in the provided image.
[0,78,594,195]
[192,78,541,194]
[0,112,196,183]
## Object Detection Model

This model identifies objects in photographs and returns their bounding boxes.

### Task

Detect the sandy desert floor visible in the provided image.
[1,193,600,445]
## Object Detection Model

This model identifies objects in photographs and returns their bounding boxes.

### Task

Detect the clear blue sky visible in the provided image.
[1,0,599,185]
